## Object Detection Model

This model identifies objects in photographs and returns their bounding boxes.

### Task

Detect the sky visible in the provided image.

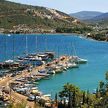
[7,0,108,14]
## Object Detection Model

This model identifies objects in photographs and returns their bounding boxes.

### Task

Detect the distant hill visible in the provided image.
[70,11,103,20]
[90,12,108,21]
[0,0,84,33]
[86,12,108,26]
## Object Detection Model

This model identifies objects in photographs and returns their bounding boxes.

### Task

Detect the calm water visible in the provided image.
[0,34,108,97]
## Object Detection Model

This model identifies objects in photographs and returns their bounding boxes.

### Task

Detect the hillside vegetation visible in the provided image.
[0,0,86,33]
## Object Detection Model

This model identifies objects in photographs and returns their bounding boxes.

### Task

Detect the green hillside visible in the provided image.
[0,0,87,33]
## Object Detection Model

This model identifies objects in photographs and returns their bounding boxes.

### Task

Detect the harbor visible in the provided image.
[0,49,87,107]
[0,34,88,107]
[0,34,108,107]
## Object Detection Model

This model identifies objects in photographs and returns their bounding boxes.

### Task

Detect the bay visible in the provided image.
[0,34,108,98]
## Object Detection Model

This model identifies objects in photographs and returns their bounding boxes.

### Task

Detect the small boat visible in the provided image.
[70,43,88,64]
[77,57,88,64]
[27,95,41,101]
[55,66,63,73]
[32,82,39,85]
[71,56,87,64]
[37,53,48,61]
[45,51,55,59]
[46,68,55,74]
[7,34,11,37]
[67,62,78,68]
[47,70,55,74]
[43,76,51,80]
[27,95,35,101]
[43,94,51,97]
[5,60,14,63]
[31,87,38,90]
[38,70,46,74]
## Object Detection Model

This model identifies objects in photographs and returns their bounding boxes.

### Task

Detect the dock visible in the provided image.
[0,51,87,107]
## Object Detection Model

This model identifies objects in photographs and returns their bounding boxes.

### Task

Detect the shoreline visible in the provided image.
[0,54,87,107]
[0,32,82,36]
[0,31,106,106]
[0,32,107,43]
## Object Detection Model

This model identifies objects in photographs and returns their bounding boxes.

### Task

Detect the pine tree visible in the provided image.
[72,90,76,107]
[68,92,72,108]
[86,90,89,105]
[82,91,86,105]
[96,87,99,98]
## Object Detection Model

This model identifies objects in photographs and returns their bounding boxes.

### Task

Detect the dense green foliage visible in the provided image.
[58,83,95,108]
[56,27,92,34]
[58,71,108,108]
[0,0,80,30]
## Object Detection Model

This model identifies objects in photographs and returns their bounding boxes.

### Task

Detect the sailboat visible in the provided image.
[73,56,88,64]
[71,43,87,64]
[66,43,79,68]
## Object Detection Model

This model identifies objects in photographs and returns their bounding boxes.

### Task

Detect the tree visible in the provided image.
[72,90,76,107]
[99,81,105,91]
[86,90,89,105]
[105,71,108,83]
[59,83,80,108]
[82,91,86,105]
[59,83,79,98]
[96,87,99,98]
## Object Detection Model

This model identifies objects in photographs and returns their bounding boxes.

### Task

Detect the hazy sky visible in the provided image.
[8,0,108,13]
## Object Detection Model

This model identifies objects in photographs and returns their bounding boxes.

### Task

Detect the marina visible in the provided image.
[0,34,89,107]
[0,51,87,107]
[0,34,108,107]
[0,0,108,107]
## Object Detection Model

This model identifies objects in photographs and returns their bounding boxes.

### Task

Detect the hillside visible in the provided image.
[70,11,103,20]
[88,12,108,26]
[0,0,85,33]
[92,12,108,20]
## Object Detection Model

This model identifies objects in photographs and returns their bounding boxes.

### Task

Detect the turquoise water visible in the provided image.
[0,34,108,97]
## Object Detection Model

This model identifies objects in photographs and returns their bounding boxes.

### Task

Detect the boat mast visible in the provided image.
[72,42,77,57]
[45,36,47,52]
[25,35,28,55]
[57,46,59,58]
[4,35,7,61]
[13,35,15,61]
[35,36,38,53]
[72,42,79,65]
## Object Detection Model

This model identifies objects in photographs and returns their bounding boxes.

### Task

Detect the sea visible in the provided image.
[0,34,108,98]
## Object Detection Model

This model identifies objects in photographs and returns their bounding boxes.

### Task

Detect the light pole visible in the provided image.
[4,34,7,61]
[45,36,47,52]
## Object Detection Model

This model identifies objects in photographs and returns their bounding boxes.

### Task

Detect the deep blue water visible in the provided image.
[0,34,108,98]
